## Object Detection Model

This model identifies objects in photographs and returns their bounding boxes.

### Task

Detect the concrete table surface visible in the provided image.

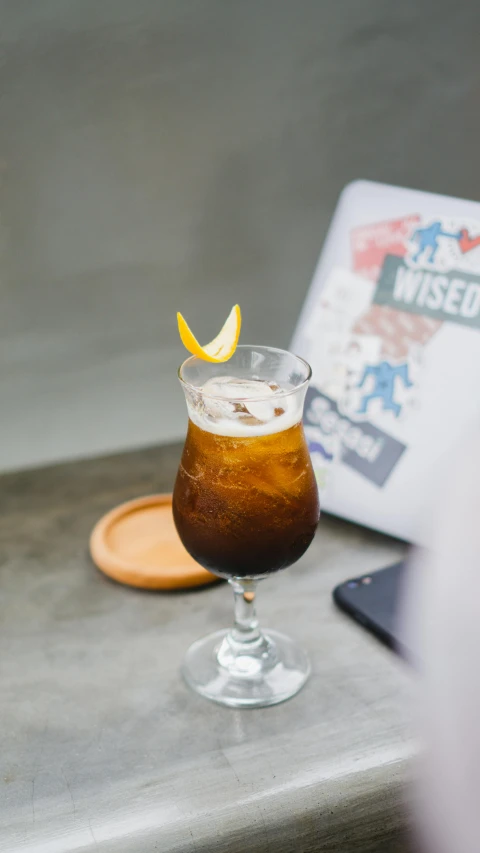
[0,444,414,853]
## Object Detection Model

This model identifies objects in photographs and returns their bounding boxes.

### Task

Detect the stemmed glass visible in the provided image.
[173,345,320,707]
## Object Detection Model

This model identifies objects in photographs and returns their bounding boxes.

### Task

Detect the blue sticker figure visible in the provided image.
[357,361,413,418]
[411,221,462,264]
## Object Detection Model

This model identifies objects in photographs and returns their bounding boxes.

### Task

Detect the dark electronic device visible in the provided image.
[333,561,412,659]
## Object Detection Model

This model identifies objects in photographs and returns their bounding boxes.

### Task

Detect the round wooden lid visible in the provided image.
[89,493,218,590]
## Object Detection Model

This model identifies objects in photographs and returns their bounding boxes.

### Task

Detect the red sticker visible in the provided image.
[353,304,441,359]
[351,215,421,282]
[458,228,480,254]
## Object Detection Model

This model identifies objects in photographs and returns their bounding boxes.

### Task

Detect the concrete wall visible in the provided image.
[2,0,480,472]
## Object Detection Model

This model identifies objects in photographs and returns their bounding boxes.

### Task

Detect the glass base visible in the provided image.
[182,627,311,708]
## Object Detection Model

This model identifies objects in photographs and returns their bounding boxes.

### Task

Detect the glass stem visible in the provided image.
[229,578,261,645]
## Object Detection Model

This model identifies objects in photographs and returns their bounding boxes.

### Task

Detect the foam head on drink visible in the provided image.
[172,375,320,579]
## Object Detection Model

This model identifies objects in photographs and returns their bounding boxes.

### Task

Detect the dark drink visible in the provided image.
[173,419,319,578]
[175,347,319,707]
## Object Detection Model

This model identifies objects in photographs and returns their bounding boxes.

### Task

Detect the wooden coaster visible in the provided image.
[89,494,218,590]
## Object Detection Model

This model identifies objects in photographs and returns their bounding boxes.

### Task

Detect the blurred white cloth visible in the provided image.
[404,431,480,853]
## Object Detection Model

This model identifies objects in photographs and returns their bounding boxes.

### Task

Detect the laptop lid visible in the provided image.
[291,180,480,542]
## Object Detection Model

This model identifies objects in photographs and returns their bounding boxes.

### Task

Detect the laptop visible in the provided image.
[291,180,480,542]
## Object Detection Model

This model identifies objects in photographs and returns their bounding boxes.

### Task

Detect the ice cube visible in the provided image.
[199,376,272,423]
[199,376,288,426]
[245,400,276,422]
[202,376,275,400]
[200,397,235,422]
